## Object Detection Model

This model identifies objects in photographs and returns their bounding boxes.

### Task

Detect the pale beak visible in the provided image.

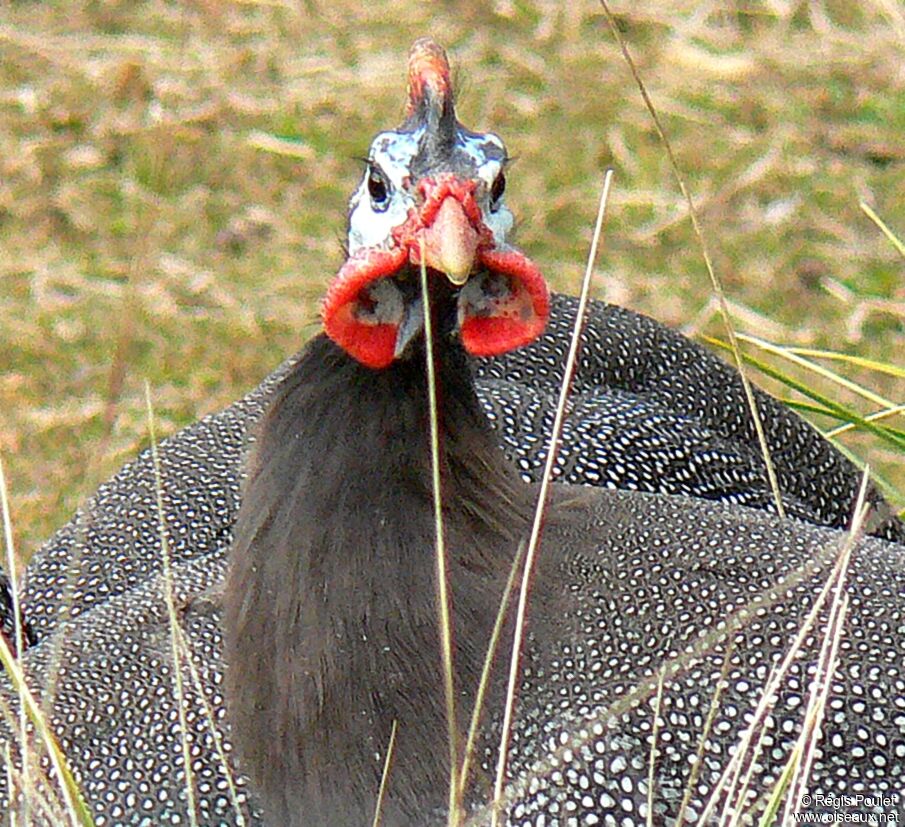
[418,196,479,286]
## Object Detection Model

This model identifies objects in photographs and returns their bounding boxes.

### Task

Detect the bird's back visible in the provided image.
[488,488,905,823]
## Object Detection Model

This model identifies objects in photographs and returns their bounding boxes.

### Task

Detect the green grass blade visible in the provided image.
[706,339,905,453]
[779,348,905,380]
[735,334,898,409]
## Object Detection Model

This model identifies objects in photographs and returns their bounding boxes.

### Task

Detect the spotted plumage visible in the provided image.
[4,474,903,824]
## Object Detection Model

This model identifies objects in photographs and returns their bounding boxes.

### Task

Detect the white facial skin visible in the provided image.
[346,126,515,255]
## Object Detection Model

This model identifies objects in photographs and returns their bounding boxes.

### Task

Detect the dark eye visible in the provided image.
[490,172,506,209]
[367,167,389,210]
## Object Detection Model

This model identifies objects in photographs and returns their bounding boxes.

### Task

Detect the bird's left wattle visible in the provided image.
[457,250,549,356]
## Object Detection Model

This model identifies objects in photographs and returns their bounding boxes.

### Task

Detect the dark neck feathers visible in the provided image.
[225,328,533,825]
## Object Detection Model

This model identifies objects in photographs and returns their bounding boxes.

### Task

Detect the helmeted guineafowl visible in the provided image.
[1,37,903,827]
[7,55,903,657]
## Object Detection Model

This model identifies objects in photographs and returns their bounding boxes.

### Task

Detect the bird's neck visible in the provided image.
[225,332,531,825]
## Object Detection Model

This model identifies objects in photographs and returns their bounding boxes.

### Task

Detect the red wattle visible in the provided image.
[323,174,551,366]
[460,249,550,357]
[322,248,408,369]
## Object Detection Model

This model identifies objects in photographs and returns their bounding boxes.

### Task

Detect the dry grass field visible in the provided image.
[1,0,903,560]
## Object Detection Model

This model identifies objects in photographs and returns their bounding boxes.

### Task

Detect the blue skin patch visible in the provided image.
[347,124,515,255]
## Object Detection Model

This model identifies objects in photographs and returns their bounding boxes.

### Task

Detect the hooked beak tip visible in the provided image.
[440,261,472,287]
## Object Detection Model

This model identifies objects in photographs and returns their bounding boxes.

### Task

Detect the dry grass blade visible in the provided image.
[722,663,777,823]
[35,506,93,744]
[2,744,12,816]
[826,404,905,439]
[0,457,30,820]
[779,593,849,823]
[473,510,857,823]
[418,246,462,825]
[171,621,248,826]
[781,470,869,823]
[674,642,737,826]
[458,539,527,800]
[763,550,855,826]
[860,202,905,259]
[143,382,198,827]
[1,736,70,827]
[598,0,786,521]
[698,471,869,823]
[246,130,315,160]
[490,169,615,825]
[371,719,398,827]
[646,671,665,827]
[0,633,92,826]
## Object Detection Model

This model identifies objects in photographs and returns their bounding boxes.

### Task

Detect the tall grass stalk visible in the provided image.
[419,244,463,825]
[598,0,787,521]
[780,472,869,823]
[860,202,905,259]
[0,458,30,821]
[469,511,860,824]
[674,643,737,825]
[172,620,248,825]
[144,383,199,827]
[491,169,614,824]
[0,618,91,825]
[458,540,526,801]
[646,672,665,827]
[826,404,905,439]
[698,470,870,823]
[372,719,398,827]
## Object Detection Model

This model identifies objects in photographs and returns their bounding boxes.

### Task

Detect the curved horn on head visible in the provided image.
[404,37,457,154]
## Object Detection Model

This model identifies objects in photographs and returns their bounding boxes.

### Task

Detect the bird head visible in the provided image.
[322,38,550,369]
